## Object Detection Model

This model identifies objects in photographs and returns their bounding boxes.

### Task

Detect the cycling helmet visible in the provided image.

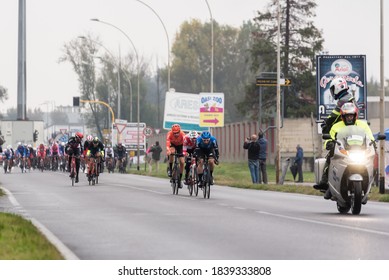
[201,131,211,139]
[61,142,65,146]
[7,145,12,149]
[75,132,84,139]
[27,144,32,148]
[86,135,93,142]
[340,103,358,125]
[172,124,181,133]
[189,130,198,139]
[93,137,99,144]
[17,142,22,146]
[330,77,349,100]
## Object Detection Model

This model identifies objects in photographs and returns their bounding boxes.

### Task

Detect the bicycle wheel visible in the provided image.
[172,162,179,195]
[206,175,211,199]
[191,165,199,196]
[203,167,211,199]
[188,174,193,196]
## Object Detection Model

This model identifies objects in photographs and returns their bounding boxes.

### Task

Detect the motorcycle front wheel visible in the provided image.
[351,181,362,215]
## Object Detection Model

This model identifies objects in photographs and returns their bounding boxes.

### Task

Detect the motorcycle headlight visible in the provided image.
[348,151,365,163]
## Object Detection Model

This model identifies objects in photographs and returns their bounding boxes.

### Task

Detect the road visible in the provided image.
[1,168,389,260]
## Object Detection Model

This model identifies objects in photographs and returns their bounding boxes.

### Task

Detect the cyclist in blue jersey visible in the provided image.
[194,131,219,185]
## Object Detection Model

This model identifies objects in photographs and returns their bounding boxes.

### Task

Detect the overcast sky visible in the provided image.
[0,0,386,112]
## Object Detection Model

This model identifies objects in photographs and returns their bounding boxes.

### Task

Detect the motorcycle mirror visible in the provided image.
[377,134,386,141]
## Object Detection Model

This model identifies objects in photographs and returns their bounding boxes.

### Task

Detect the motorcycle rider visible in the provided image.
[314,103,375,199]
[321,77,359,134]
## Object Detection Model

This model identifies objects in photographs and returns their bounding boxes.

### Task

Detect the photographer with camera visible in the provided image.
[243,134,260,184]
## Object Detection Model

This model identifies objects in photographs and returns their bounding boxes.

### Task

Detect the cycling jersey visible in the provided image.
[183,135,197,155]
[166,130,186,149]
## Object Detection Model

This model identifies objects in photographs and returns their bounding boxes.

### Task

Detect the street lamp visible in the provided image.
[205,0,214,93]
[133,0,171,90]
[91,18,142,171]
[78,36,133,122]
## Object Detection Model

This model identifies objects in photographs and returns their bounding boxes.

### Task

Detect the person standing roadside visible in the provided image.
[257,131,268,184]
[294,144,304,182]
[243,134,260,184]
[148,141,163,173]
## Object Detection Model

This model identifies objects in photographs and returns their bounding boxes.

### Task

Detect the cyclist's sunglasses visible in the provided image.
[203,138,210,142]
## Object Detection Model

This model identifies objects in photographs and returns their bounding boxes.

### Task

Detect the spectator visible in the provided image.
[294,144,304,182]
[243,134,260,184]
[148,141,163,173]
[257,131,268,184]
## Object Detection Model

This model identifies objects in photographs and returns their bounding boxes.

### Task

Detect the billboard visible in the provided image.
[163,91,202,131]
[316,55,367,121]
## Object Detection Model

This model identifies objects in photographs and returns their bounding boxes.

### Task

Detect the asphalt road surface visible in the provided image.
[1,168,389,260]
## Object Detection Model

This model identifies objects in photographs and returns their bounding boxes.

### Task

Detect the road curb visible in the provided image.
[0,186,79,260]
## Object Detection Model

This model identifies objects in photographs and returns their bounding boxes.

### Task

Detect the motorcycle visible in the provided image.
[315,125,385,215]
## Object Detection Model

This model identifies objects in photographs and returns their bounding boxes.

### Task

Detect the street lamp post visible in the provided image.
[91,18,142,171]
[205,0,214,93]
[133,0,171,90]
[78,36,132,122]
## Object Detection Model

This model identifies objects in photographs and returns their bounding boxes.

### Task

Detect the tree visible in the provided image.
[165,19,255,123]
[240,0,324,119]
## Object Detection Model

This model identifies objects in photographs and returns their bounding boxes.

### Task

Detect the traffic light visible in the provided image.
[73,97,80,107]
[33,130,38,142]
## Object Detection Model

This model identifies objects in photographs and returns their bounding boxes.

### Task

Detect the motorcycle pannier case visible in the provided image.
[314,158,327,184]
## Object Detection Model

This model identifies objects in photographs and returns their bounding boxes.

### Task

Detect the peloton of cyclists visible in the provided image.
[194,131,219,186]
[166,124,186,188]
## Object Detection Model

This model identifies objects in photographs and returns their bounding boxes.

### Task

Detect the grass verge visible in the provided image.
[0,212,63,259]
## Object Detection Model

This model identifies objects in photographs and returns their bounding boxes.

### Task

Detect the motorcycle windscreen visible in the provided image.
[336,126,367,150]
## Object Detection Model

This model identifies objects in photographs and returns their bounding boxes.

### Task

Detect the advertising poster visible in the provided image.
[316,55,367,121]
[163,91,202,131]
[199,92,225,127]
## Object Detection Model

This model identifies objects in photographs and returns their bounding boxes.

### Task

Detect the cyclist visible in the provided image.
[166,124,186,188]
[183,130,199,185]
[4,145,14,172]
[83,135,94,157]
[27,144,36,170]
[194,131,219,186]
[23,143,31,170]
[105,144,115,172]
[37,143,46,170]
[3,147,13,173]
[51,141,60,170]
[83,135,94,174]
[59,142,66,171]
[65,132,84,183]
[115,142,127,172]
[86,137,105,180]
